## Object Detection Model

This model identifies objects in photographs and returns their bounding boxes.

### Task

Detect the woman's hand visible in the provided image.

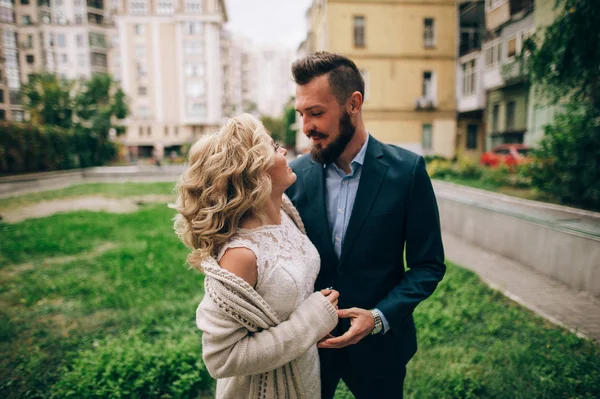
[320,288,339,309]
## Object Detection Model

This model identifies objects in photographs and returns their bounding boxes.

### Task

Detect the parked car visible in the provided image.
[480,144,532,167]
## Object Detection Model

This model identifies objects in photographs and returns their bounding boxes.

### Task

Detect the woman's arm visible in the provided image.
[196,291,338,379]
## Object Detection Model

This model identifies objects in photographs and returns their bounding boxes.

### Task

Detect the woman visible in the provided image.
[172,114,339,398]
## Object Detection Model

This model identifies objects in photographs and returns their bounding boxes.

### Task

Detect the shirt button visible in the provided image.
[338,208,343,213]
[342,181,348,185]
[335,236,341,242]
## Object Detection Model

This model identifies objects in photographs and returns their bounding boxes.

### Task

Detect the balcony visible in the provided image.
[415,97,438,111]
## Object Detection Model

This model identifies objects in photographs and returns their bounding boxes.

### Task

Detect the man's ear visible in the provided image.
[348,91,363,115]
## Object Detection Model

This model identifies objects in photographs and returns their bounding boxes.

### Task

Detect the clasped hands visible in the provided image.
[318,288,375,349]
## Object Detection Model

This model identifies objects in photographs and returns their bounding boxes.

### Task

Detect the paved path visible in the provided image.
[443,231,600,343]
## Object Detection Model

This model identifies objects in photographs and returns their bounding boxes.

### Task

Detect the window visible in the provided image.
[138,86,147,96]
[21,0,29,4]
[0,6,15,23]
[506,101,516,130]
[185,62,204,77]
[466,124,478,150]
[21,15,32,25]
[423,71,435,100]
[146,126,152,136]
[157,0,174,14]
[164,126,169,135]
[486,0,507,10]
[89,32,107,48]
[485,40,502,66]
[360,69,369,101]
[187,101,206,117]
[13,110,24,122]
[138,105,150,119]
[187,82,205,98]
[76,34,84,47]
[0,89,4,103]
[130,0,148,14]
[422,124,433,151]
[0,110,5,120]
[135,45,146,58]
[78,54,86,67]
[135,24,145,35]
[185,0,202,13]
[138,126,143,136]
[184,22,203,35]
[174,126,179,136]
[492,103,499,132]
[60,54,68,64]
[353,16,365,48]
[462,60,476,96]
[184,41,203,55]
[57,34,66,48]
[26,54,34,64]
[91,52,107,67]
[424,18,435,48]
[136,62,147,77]
[507,36,517,58]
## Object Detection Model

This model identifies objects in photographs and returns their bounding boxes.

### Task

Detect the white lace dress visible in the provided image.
[217,209,322,398]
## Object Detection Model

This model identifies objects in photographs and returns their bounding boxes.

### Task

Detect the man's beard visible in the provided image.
[309,111,355,164]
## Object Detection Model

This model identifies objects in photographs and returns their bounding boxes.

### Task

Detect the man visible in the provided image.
[286,52,446,398]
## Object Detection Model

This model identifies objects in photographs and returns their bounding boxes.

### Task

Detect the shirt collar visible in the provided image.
[324,132,370,173]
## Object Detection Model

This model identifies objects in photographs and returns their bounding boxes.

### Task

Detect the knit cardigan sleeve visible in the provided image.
[196,291,338,379]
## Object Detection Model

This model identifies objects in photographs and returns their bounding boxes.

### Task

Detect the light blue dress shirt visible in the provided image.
[324,135,391,334]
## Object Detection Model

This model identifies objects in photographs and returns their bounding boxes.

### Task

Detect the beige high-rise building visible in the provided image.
[0,0,21,121]
[0,0,112,122]
[300,0,457,158]
[110,0,227,158]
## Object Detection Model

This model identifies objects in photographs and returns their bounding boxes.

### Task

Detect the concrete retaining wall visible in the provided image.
[437,194,600,297]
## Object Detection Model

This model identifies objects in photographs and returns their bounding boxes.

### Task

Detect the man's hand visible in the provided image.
[317,307,375,349]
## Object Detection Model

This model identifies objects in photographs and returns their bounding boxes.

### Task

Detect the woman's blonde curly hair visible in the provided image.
[171,113,275,271]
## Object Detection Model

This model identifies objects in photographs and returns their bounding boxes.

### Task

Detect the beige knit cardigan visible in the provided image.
[196,196,338,399]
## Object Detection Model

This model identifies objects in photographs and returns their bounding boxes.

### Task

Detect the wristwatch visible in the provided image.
[370,309,383,335]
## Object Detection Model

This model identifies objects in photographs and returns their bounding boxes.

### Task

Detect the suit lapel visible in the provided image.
[340,137,388,266]
[302,162,337,266]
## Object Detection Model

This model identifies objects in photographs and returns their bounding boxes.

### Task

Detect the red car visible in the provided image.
[480,144,532,167]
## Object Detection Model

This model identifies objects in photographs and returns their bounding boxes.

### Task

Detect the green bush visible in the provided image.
[526,102,600,211]
[51,332,213,399]
[0,122,117,174]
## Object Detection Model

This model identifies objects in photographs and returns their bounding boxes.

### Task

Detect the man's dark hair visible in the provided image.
[292,51,364,104]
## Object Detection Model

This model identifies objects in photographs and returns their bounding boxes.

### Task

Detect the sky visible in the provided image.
[224,0,313,49]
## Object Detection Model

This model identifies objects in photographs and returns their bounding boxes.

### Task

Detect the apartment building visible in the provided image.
[299,0,457,158]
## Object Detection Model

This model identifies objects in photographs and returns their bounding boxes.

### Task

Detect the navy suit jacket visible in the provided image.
[286,135,445,371]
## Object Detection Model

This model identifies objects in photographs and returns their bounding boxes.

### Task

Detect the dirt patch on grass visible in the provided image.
[0,195,173,223]
[1,243,119,279]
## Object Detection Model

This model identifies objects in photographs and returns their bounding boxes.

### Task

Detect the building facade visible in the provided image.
[455,0,486,161]
[110,0,227,158]
[483,0,533,149]
[0,0,21,121]
[525,0,560,146]
[300,0,458,158]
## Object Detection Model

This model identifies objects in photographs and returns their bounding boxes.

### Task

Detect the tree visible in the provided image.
[73,73,129,137]
[282,97,297,148]
[260,115,285,143]
[16,73,129,169]
[523,0,600,210]
[19,74,74,129]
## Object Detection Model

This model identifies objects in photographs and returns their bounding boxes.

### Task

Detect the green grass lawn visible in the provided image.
[1,183,598,398]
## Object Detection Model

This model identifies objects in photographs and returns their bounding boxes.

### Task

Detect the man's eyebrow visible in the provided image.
[296,105,324,113]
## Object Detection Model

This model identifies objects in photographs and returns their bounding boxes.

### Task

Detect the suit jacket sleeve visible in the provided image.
[196,291,338,379]
[376,156,446,331]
